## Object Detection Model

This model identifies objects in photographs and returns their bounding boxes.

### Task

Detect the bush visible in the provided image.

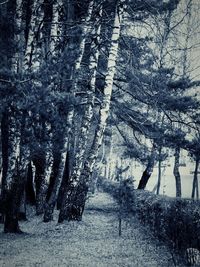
[100,177,135,214]
[135,190,200,251]
[100,178,200,251]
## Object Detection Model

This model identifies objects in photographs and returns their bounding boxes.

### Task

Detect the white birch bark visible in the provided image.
[83,2,125,177]
[36,122,53,214]
[13,0,23,73]
[59,0,96,184]
[44,1,95,222]
[49,2,59,55]
[58,1,125,222]
[69,8,102,187]
[75,0,94,70]
[43,122,53,187]
[5,113,21,191]
[23,0,44,71]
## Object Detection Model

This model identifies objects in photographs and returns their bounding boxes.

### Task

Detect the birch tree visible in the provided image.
[44,0,95,222]
[59,0,125,222]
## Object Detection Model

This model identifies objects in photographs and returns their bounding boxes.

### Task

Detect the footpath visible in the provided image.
[0,192,184,267]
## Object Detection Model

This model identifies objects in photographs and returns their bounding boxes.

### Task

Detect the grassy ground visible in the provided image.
[0,192,184,267]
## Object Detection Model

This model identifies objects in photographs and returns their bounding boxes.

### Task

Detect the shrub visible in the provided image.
[100,178,200,251]
[100,177,135,214]
[135,190,200,251]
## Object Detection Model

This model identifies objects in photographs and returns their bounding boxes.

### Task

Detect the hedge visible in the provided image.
[100,178,200,251]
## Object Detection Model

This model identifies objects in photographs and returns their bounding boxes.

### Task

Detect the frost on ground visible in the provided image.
[0,193,184,267]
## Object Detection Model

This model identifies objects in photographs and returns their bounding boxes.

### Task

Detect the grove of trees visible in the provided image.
[0,0,199,233]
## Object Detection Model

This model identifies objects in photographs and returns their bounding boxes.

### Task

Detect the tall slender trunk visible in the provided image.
[19,188,26,220]
[25,162,36,205]
[1,112,9,198]
[0,117,2,189]
[13,0,23,73]
[57,150,71,210]
[49,2,59,55]
[23,0,44,71]
[156,146,162,195]
[2,110,22,233]
[58,1,125,222]
[192,157,199,199]
[43,110,73,222]
[43,141,68,222]
[3,110,31,232]
[17,140,30,220]
[58,6,102,222]
[138,143,157,189]
[34,156,45,214]
[43,19,92,219]
[35,123,53,215]
[44,2,95,218]
[173,146,181,197]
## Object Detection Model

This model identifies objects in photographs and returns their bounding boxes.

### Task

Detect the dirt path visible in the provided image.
[0,193,181,267]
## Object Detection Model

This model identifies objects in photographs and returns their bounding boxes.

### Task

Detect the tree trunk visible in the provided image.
[43,148,67,222]
[18,187,27,221]
[192,157,199,199]
[23,0,44,71]
[156,147,162,195]
[2,110,22,233]
[13,0,23,73]
[58,1,125,222]
[4,189,22,233]
[34,156,46,215]
[49,2,59,55]
[56,147,71,210]
[18,114,31,220]
[35,123,53,215]
[25,162,36,205]
[4,161,26,233]
[138,143,157,190]
[43,110,73,222]
[1,112,9,199]
[18,150,30,221]
[173,146,181,197]
[42,0,92,219]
